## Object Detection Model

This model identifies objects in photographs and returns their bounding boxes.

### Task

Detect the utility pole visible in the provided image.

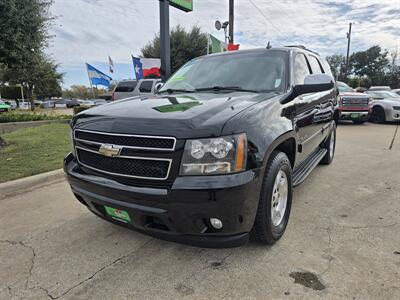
[229,0,234,43]
[345,22,352,76]
[159,0,171,81]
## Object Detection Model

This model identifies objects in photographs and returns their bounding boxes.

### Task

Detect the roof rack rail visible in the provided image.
[285,45,319,55]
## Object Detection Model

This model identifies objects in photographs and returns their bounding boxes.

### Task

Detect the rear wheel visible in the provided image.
[320,123,336,165]
[371,106,386,123]
[252,151,293,245]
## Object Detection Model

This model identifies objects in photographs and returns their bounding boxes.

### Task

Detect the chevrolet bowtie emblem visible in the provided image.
[98,144,122,157]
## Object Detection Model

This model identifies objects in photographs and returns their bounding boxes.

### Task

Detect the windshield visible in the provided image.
[160,51,287,93]
[366,91,399,99]
[337,82,354,93]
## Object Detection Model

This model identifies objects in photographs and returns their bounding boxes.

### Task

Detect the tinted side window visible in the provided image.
[294,54,311,85]
[139,81,153,93]
[321,59,333,77]
[308,56,324,74]
[115,81,137,92]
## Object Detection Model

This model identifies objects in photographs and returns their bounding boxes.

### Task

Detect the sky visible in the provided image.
[47,0,400,88]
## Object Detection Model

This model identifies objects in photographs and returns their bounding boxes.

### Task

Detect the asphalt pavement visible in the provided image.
[1,122,399,300]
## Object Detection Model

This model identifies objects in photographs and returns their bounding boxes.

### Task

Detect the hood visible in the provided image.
[339,92,369,98]
[371,98,400,106]
[72,92,274,139]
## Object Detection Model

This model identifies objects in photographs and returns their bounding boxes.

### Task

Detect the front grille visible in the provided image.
[341,97,369,108]
[74,130,176,150]
[76,148,171,180]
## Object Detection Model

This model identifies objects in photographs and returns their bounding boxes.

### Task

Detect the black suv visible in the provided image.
[64,46,338,248]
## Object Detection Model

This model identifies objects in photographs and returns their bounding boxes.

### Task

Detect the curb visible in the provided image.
[0,169,65,200]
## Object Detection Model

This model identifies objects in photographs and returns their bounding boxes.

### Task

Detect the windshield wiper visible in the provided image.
[158,88,195,94]
[195,86,259,93]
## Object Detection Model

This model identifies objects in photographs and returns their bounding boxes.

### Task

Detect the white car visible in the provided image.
[81,99,107,108]
[18,101,31,110]
[365,90,400,123]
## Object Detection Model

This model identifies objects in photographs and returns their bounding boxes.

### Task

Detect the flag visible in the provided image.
[132,56,161,79]
[86,63,112,87]
[108,56,114,73]
[210,34,227,53]
[228,43,240,51]
[209,35,240,53]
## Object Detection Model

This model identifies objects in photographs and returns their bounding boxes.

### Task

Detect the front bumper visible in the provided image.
[64,153,263,248]
[339,110,370,121]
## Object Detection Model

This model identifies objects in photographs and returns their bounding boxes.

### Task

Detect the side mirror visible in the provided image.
[154,82,164,93]
[281,74,334,104]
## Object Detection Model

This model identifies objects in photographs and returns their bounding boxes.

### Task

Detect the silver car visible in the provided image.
[365,90,400,123]
[112,79,161,101]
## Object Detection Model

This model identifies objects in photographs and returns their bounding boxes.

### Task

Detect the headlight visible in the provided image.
[179,133,247,176]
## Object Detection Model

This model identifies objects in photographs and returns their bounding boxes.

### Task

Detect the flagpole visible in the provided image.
[207,34,210,55]
[86,63,95,99]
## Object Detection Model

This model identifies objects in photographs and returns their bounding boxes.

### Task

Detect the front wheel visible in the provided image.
[370,106,386,123]
[251,151,293,245]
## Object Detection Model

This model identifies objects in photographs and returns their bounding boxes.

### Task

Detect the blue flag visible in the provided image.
[132,56,143,80]
[86,63,112,87]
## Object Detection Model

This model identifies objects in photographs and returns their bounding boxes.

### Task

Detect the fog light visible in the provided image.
[210,218,223,229]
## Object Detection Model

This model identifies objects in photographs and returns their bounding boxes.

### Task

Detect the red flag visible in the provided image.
[228,43,240,51]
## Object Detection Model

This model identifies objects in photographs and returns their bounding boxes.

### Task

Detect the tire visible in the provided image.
[320,123,336,165]
[352,120,365,124]
[370,106,386,123]
[251,151,293,245]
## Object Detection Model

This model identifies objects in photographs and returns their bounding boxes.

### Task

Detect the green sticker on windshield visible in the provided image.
[169,76,186,82]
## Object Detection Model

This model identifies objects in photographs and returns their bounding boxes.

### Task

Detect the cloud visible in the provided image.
[48,0,400,86]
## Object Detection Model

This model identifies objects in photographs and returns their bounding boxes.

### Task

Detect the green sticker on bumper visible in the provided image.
[104,206,131,223]
[350,113,360,119]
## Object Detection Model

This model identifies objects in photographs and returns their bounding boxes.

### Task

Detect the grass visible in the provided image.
[0,110,71,123]
[0,123,70,183]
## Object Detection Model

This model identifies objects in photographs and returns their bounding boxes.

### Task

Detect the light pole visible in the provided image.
[229,0,234,43]
[215,20,230,44]
[345,22,353,77]
[159,0,171,82]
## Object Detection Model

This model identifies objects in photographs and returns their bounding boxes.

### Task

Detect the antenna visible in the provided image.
[266,42,272,49]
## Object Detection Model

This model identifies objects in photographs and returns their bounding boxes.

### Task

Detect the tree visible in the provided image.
[385,50,400,88]
[141,25,209,75]
[349,45,389,85]
[62,85,107,99]
[0,0,52,66]
[326,54,346,80]
[34,60,63,99]
[0,0,62,109]
[4,52,63,104]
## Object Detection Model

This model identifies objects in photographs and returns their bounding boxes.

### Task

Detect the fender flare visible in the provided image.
[262,130,298,167]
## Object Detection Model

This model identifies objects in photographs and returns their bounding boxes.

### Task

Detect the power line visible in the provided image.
[248,0,284,38]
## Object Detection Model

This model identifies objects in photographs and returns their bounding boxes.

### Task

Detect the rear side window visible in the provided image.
[321,59,333,77]
[293,54,311,85]
[308,56,324,74]
[139,81,154,93]
[115,81,137,92]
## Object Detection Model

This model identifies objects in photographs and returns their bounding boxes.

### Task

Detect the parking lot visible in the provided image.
[0,123,399,300]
